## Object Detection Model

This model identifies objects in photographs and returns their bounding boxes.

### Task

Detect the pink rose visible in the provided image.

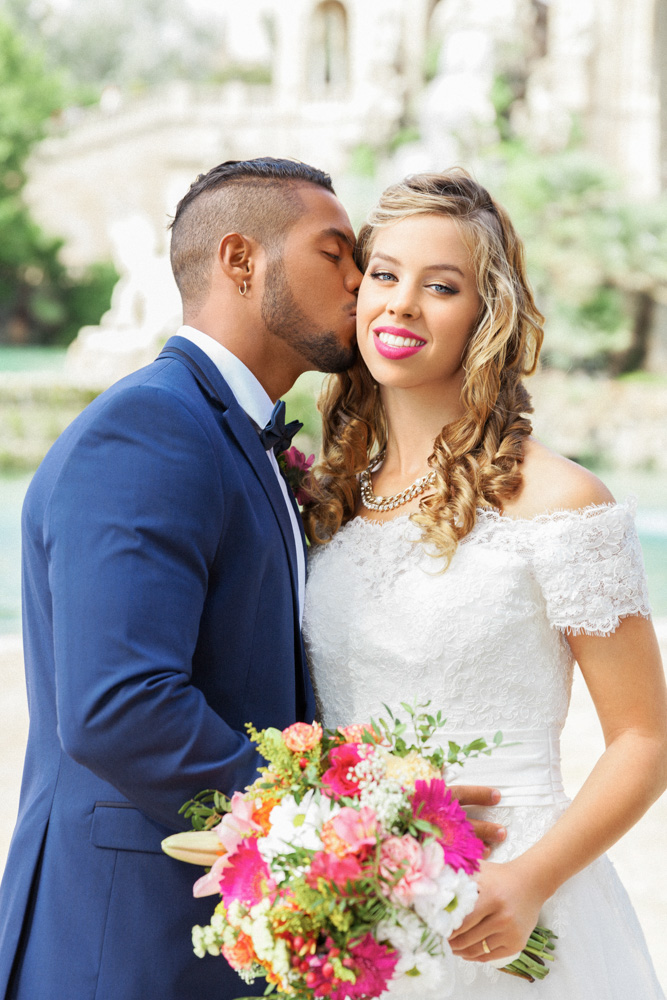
[331,806,378,855]
[379,834,431,905]
[282,720,323,753]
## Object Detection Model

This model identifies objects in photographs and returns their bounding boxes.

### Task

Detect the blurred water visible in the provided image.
[1,471,666,635]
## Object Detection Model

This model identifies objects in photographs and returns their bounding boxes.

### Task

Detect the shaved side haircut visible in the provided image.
[169,157,335,311]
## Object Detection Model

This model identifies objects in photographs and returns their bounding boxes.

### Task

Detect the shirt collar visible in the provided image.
[176,325,274,429]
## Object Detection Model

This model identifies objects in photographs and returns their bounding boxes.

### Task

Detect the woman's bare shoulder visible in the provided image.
[501,437,615,519]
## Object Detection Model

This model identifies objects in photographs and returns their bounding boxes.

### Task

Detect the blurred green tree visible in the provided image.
[494,147,667,373]
[0,16,116,344]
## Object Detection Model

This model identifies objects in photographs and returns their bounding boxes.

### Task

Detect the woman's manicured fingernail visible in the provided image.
[491,789,501,804]
[497,826,506,840]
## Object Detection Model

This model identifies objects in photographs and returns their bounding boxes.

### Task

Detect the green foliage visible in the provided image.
[369,699,502,772]
[389,127,421,152]
[0,17,64,184]
[348,144,378,179]
[490,145,667,371]
[422,38,441,83]
[0,16,117,344]
[178,788,231,830]
[211,64,272,86]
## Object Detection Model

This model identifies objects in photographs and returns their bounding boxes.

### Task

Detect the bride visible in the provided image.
[302,169,667,996]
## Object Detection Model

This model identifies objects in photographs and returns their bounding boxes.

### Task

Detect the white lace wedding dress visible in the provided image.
[303,499,665,998]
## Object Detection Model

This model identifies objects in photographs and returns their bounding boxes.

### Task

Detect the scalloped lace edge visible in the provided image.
[345,496,636,531]
[555,608,652,637]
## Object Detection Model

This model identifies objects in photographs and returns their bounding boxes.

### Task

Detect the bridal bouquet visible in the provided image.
[163,705,556,998]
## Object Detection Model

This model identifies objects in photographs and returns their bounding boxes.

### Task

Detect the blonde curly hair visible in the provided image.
[304,168,544,565]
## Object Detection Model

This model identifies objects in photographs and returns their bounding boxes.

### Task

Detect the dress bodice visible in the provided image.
[303,501,650,738]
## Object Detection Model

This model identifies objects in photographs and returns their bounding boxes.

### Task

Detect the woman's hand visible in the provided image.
[448,860,545,963]
[450,784,507,858]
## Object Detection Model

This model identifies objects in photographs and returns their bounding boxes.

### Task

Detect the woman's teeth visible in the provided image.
[377,332,423,348]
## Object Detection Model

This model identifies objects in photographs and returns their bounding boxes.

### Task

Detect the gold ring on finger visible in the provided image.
[482,939,491,955]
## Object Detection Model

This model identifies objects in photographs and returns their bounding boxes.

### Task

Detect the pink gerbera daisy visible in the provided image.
[411,779,484,874]
[218,839,276,908]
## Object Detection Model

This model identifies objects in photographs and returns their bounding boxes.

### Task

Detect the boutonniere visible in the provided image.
[277,446,315,506]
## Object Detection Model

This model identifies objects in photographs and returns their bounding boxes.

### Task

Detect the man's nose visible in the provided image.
[344,259,363,295]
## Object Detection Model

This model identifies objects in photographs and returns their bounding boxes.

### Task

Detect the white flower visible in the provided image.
[248,912,274,962]
[376,909,425,955]
[377,909,455,999]
[191,922,221,958]
[412,867,479,938]
[257,790,339,867]
[392,948,455,999]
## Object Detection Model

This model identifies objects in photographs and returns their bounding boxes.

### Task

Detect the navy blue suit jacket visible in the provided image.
[0,336,316,1000]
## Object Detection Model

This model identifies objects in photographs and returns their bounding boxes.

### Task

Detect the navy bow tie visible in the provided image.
[258,400,303,455]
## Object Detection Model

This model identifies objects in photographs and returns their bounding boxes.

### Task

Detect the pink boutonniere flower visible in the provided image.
[278,446,315,506]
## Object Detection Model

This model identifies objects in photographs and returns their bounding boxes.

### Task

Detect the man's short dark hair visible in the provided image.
[169,157,335,310]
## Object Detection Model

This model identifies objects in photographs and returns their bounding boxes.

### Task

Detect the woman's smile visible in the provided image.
[373,325,427,358]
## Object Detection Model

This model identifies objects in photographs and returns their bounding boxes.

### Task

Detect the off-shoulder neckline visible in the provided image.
[347,497,635,530]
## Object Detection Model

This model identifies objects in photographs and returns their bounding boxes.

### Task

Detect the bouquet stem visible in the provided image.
[501,925,557,982]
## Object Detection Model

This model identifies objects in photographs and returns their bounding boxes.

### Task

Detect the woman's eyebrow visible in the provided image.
[369,252,464,277]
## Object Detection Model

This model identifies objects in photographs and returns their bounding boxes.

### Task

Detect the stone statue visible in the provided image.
[66,213,182,387]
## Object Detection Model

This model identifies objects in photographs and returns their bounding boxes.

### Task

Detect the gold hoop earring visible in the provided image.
[239,280,248,296]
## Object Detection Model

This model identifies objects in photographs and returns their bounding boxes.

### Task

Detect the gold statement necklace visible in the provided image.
[359,451,437,512]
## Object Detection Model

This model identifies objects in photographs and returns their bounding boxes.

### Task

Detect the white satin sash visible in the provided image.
[441,727,568,807]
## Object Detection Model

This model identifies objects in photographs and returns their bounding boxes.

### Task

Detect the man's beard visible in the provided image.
[261,256,356,373]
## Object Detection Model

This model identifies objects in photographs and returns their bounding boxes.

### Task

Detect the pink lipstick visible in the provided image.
[373,326,427,360]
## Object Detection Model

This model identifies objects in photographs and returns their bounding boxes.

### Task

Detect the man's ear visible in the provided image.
[216,232,256,291]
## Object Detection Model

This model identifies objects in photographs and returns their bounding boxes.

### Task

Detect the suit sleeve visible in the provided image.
[46,382,262,829]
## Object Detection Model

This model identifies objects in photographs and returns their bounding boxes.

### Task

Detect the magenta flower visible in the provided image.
[411,779,484,874]
[192,791,264,898]
[330,934,399,1000]
[279,447,315,505]
[217,839,276,908]
[321,744,368,798]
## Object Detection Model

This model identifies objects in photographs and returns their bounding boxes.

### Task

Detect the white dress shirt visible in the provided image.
[176,325,306,621]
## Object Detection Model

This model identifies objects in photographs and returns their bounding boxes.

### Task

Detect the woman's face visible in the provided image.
[356,214,481,393]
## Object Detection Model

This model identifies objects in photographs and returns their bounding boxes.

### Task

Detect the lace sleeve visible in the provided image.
[531,499,651,637]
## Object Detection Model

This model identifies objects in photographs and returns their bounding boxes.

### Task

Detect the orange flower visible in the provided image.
[222,931,255,970]
[320,818,349,858]
[282,721,323,753]
[337,723,381,745]
[252,796,279,835]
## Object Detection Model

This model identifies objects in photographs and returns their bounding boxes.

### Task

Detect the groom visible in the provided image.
[0,157,504,1000]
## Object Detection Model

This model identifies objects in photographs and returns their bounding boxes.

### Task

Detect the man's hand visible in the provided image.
[451,785,506,858]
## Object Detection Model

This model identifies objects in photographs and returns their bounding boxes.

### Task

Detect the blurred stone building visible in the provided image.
[24,0,666,270]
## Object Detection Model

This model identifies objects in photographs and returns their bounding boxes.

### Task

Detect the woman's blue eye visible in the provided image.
[369,270,396,281]
[429,283,457,295]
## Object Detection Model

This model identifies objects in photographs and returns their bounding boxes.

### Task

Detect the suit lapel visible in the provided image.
[158,337,301,613]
